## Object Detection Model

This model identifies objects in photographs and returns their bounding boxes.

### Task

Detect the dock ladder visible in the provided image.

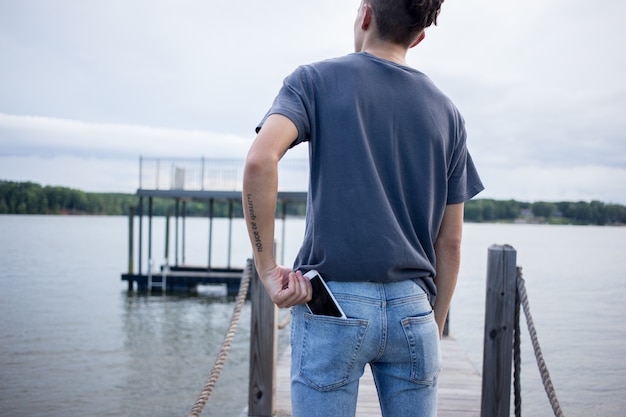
[147,259,168,292]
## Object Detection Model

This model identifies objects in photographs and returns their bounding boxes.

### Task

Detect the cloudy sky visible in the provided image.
[1,0,625,204]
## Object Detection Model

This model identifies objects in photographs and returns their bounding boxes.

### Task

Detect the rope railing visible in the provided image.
[186,259,254,417]
[514,267,566,417]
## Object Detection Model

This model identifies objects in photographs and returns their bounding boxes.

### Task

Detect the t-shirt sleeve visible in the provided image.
[446,118,484,204]
[255,66,313,148]
[448,150,484,204]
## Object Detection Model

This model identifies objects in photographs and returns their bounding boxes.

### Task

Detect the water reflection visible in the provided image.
[120,290,254,417]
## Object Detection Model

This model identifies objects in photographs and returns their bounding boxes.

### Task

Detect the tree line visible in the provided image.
[463,198,626,225]
[0,180,241,217]
[1,180,625,225]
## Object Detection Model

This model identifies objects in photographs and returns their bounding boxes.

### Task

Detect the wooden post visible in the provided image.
[481,244,517,417]
[138,196,143,277]
[148,197,153,270]
[227,200,234,269]
[248,265,278,417]
[182,200,187,265]
[207,198,214,270]
[127,206,134,291]
[175,198,180,267]
[164,210,171,265]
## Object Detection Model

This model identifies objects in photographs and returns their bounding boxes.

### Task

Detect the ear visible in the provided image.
[361,3,373,30]
[409,31,426,49]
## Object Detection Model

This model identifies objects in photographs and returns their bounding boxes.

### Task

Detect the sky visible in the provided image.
[1,0,625,204]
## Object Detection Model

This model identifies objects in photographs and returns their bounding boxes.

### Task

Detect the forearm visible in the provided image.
[242,154,279,274]
[433,238,461,338]
[241,114,311,308]
[432,203,464,338]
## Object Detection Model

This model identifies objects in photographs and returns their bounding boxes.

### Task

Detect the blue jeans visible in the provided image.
[290,280,441,417]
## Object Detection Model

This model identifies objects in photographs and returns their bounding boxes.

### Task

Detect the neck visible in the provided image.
[361,40,409,66]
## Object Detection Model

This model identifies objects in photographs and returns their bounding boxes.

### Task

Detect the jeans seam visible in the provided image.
[375,303,387,361]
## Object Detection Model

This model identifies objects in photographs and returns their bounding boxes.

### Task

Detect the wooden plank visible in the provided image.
[272,337,481,417]
[439,337,482,417]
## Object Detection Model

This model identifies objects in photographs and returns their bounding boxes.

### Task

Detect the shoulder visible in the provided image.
[281,54,364,95]
[291,53,366,77]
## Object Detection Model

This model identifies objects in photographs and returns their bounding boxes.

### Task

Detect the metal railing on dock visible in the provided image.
[183,245,567,417]
[138,157,309,192]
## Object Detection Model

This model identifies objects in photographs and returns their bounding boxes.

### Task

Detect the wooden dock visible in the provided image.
[270,336,481,417]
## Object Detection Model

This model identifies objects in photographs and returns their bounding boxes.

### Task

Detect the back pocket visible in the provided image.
[401,310,441,385]
[298,314,369,391]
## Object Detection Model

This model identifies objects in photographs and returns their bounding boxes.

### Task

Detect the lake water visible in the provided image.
[0,215,624,417]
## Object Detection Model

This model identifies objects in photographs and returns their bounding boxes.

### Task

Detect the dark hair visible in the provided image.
[368,0,444,46]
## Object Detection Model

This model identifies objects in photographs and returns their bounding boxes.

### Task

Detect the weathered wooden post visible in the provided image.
[248,265,278,417]
[481,244,517,417]
[127,206,135,291]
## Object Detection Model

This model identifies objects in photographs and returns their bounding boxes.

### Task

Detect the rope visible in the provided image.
[186,259,254,417]
[516,269,566,417]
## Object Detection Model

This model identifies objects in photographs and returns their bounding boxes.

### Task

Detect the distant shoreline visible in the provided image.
[2,179,625,226]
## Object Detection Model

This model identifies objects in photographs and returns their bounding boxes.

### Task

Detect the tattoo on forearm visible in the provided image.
[246,193,263,253]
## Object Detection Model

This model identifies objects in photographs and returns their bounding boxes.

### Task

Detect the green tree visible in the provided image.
[589,201,607,225]
[531,202,557,218]
[573,201,592,223]
[464,202,483,221]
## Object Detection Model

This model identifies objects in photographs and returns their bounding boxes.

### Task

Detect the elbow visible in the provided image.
[435,203,464,257]
[243,151,277,183]
[245,151,275,171]
[434,234,461,278]
[435,233,461,256]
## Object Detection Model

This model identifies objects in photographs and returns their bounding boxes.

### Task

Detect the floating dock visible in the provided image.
[121,157,308,294]
[121,265,245,294]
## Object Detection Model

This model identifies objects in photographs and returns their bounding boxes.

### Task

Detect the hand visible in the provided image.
[258,266,312,309]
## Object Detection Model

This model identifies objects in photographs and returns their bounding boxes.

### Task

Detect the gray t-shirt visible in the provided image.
[258,52,484,302]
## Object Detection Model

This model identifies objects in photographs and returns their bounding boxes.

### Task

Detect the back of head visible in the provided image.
[369,0,444,47]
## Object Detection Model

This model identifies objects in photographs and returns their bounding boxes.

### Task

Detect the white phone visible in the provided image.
[304,270,347,319]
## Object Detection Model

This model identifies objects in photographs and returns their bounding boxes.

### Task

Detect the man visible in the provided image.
[242,1,483,416]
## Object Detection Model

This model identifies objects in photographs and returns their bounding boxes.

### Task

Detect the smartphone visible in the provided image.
[304,270,347,318]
